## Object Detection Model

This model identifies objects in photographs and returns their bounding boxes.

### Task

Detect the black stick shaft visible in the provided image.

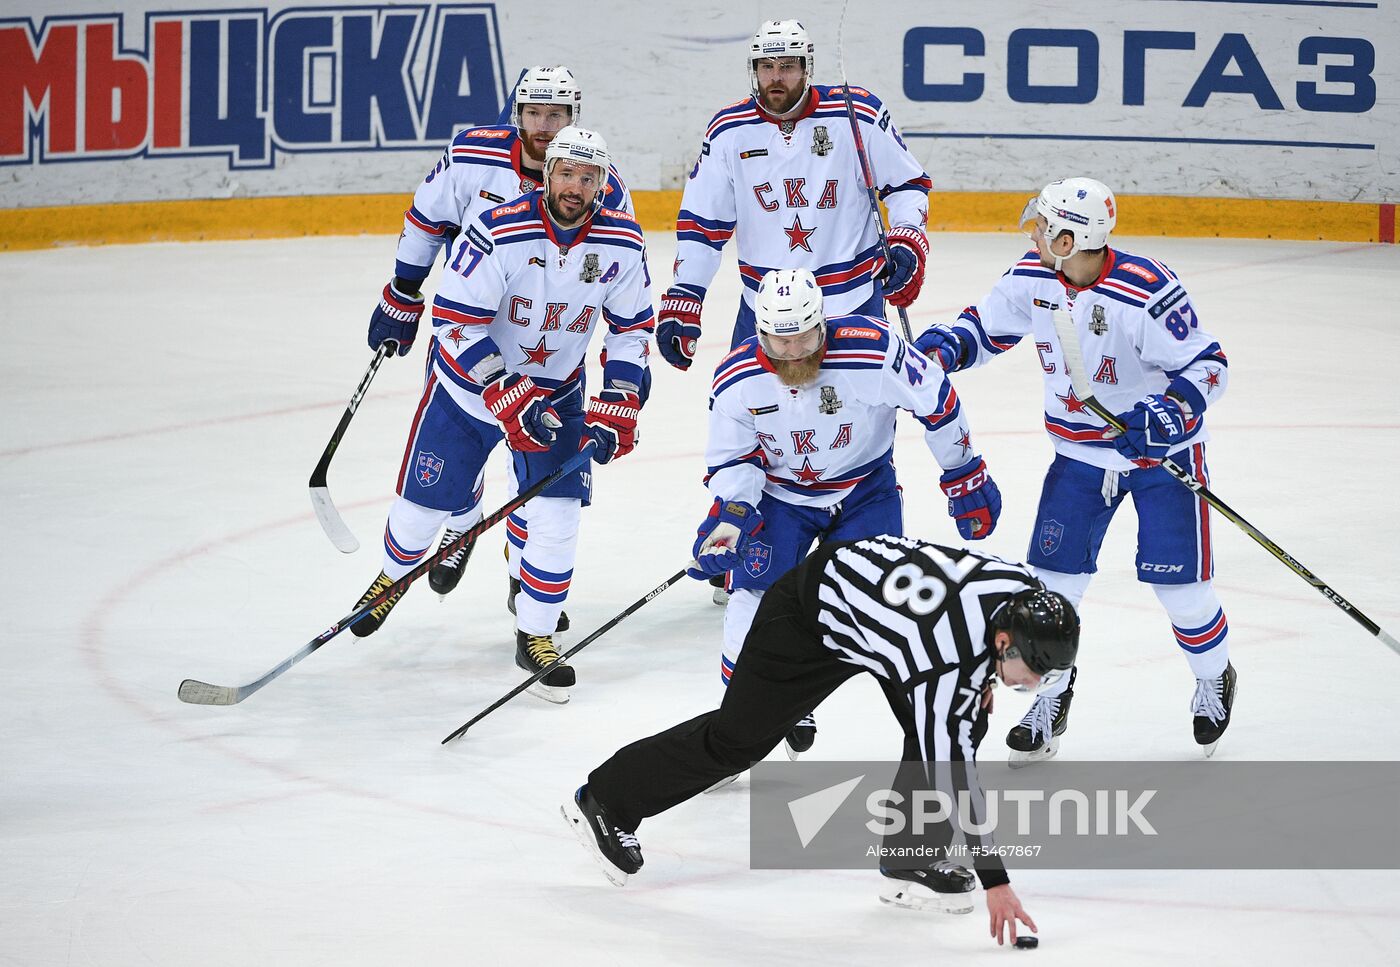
[179,442,597,705]
[441,566,690,743]
[836,38,911,341]
[309,341,393,487]
[1050,307,1398,655]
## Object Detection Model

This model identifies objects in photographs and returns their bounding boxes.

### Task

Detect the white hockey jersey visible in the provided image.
[392,125,632,285]
[705,317,976,510]
[674,84,931,315]
[949,248,1230,472]
[428,191,654,425]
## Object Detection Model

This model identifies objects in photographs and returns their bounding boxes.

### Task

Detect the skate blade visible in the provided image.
[878,882,975,915]
[1008,735,1060,770]
[784,738,816,761]
[560,800,629,887]
[704,773,741,794]
[1198,679,1237,759]
[526,680,571,705]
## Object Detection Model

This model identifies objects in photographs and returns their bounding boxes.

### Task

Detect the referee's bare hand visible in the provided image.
[986,884,1037,946]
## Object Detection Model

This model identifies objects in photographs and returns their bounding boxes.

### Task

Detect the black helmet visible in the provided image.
[990,587,1079,675]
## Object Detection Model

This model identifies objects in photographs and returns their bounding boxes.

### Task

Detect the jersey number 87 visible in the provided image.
[1164,304,1198,340]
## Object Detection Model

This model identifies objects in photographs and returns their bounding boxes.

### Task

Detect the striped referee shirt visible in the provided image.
[811,535,1040,762]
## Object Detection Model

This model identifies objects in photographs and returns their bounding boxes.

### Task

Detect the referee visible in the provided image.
[563,535,1079,946]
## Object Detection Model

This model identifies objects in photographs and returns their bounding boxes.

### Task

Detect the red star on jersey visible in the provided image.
[956,430,972,457]
[791,458,826,485]
[445,325,468,347]
[519,336,556,367]
[1200,367,1222,393]
[784,215,816,252]
[1056,387,1090,414]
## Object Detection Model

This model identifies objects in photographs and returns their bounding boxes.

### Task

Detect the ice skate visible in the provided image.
[1193,662,1237,757]
[562,785,643,886]
[427,529,475,597]
[1006,668,1076,768]
[516,630,575,704]
[878,862,976,915]
[349,570,408,638]
[784,713,817,760]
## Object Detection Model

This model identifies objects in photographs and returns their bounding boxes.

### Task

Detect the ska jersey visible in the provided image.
[813,535,1036,692]
[951,248,1230,472]
[674,85,931,315]
[705,317,974,510]
[393,125,632,285]
[428,191,654,425]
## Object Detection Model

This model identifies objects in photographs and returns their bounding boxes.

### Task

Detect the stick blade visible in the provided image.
[178,679,242,706]
[310,486,359,554]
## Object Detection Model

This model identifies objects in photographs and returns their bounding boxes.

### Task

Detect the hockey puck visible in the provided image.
[1014,936,1039,949]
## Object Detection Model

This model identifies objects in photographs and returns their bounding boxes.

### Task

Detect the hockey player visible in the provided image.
[655,19,933,372]
[348,127,653,704]
[688,267,1001,758]
[915,178,1236,760]
[364,66,632,602]
[563,535,1079,947]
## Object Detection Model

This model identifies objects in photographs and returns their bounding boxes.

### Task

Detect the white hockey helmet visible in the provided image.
[544,125,611,215]
[511,65,581,128]
[748,20,814,103]
[1019,178,1117,262]
[755,268,825,360]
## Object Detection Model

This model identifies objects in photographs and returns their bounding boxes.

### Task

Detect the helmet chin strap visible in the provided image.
[1050,239,1080,274]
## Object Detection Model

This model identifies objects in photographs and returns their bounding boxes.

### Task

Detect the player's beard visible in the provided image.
[545,189,588,227]
[519,127,550,168]
[761,79,805,117]
[771,350,824,387]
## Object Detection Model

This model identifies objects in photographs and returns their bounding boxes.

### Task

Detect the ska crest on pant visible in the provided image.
[416,451,445,487]
[744,541,772,578]
[1039,519,1065,555]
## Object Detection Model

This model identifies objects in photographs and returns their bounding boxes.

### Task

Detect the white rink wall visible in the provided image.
[3,0,1397,208]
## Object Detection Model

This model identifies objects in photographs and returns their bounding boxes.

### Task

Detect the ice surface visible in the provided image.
[2,232,1397,965]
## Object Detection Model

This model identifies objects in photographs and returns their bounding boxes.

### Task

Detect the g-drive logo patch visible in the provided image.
[2,4,506,168]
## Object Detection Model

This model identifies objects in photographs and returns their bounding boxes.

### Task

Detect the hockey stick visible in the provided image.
[309,341,395,553]
[836,0,912,342]
[179,442,599,706]
[1051,307,1400,656]
[441,564,691,743]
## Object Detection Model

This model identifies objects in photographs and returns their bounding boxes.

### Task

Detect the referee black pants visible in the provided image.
[586,548,955,833]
